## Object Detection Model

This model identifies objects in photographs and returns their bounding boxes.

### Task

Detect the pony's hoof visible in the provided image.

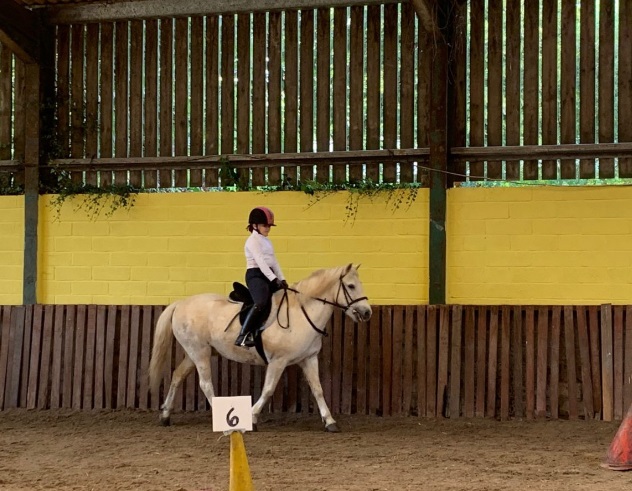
[159,415,171,426]
[325,423,340,433]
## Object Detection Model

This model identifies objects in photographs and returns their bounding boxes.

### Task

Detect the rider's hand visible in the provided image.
[273,278,283,290]
[280,279,289,290]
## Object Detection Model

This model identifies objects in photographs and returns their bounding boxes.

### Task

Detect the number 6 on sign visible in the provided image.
[212,396,253,432]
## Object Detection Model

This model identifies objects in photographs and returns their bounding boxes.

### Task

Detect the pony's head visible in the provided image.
[333,263,372,323]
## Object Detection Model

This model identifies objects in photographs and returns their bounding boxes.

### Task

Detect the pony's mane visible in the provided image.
[292,266,351,298]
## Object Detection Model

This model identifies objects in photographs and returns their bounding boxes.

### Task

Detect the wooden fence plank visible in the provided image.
[390,307,403,415]
[49,305,65,409]
[541,0,558,179]
[549,307,561,419]
[126,306,141,409]
[416,306,427,417]
[399,1,414,183]
[129,19,143,187]
[85,23,99,185]
[601,304,614,421]
[381,3,397,183]
[619,0,632,177]
[347,5,364,182]
[367,310,380,415]
[315,7,330,182]
[356,303,368,414]
[332,6,347,184]
[298,9,315,182]
[143,19,158,187]
[83,305,97,409]
[99,23,114,186]
[524,307,535,418]
[576,306,594,418]
[365,5,380,182]
[511,306,524,418]
[588,305,602,415]
[104,305,117,409]
[72,305,86,409]
[426,306,437,417]
[114,20,128,185]
[523,0,540,180]
[598,0,615,178]
[463,307,476,417]
[500,306,511,420]
[62,305,75,408]
[449,306,462,418]
[535,307,549,417]
[342,315,355,415]
[437,307,450,417]
[174,17,189,187]
[625,306,632,412]
[613,306,624,420]
[505,0,521,179]
[486,0,503,179]
[560,0,577,179]
[94,305,107,409]
[70,24,85,165]
[117,305,130,408]
[251,12,266,185]
[283,10,298,184]
[189,16,203,187]
[402,306,414,415]
[159,18,173,187]
[468,0,484,181]
[236,11,251,160]
[19,305,33,407]
[0,50,12,160]
[382,305,393,416]
[37,305,55,409]
[5,307,25,409]
[486,307,499,418]
[204,15,219,187]
[475,307,487,418]
[26,305,43,409]
[579,0,596,178]
[220,14,235,159]
[267,11,281,184]
[0,307,14,409]
[564,306,578,419]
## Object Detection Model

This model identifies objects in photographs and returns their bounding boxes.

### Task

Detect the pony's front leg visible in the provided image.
[251,359,287,428]
[160,355,195,426]
[299,355,338,432]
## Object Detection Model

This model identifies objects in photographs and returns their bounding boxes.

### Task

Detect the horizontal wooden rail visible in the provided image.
[451,142,632,162]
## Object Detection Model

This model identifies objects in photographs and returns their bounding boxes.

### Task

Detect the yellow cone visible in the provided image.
[229,431,254,491]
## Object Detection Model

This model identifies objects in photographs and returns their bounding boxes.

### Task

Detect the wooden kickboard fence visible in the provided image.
[0,304,631,421]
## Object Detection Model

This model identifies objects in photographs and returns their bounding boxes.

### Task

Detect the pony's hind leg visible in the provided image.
[299,355,338,432]
[251,359,287,427]
[160,355,195,425]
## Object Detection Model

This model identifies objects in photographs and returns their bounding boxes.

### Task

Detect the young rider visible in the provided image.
[235,206,288,347]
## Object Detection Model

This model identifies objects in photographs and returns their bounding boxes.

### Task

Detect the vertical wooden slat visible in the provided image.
[37,305,55,409]
[128,20,144,187]
[61,305,75,408]
[26,305,43,409]
[486,307,499,418]
[588,306,602,415]
[126,306,140,409]
[562,306,577,418]
[463,307,476,417]
[0,48,12,159]
[19,305,34,407]
[85,23,99,171]
[381,3,397,183]
[267,12,281,184]
[70,24,85,165]
[500,307,511,420]
[174,17,189,187]
[159,18,173,187]
[598,0,615,178]
[99,23,114,186]
[49,305,65,409]
[468,0,485,181]
[402,305,414,415]
[576,306,594,418]
[523,0,540,180]
[437,307,450,417]
[117,305,130,408]
[236,12,251,160]
[505,0,521,179]
[391,307,403,415]
[426,306,437,417]
[143,19,158,187]
[72,305,86,409]
[619,0,632,177]
[332,6,347,183]
[221,14,235,159]
[601,304,614,421]
[579,0,595,178]
[342,318,355,415]
[415,306,426,417]
[189,16,204,187]
[449,306,462,418]
[380,307,392,416]
[550,306,561,419]
[535,307,549,417]
[356,305,368,414]
[139,306,152,409]
[613,306,624,420]
[365,5,380,182]
[299,9,314,182]
[114,21,129,185]
[486,0,503,179]
[251,12,266,185]
[560,0,576,179]
[5,307,24,409]
[82,305,97,409]
[0,307,13,409]
[283,10,298,185]
[475,308,487,417]
[625,306,632,412]
[93,305,107,409]
[348,5,364,182]
[525,306,536,418]
[104,305,117,409]
[368,309,380,415]
[12,60,24,165]
[399,2,414,182]
[512,306,524,417]
[541,0,557,179]
[205,15,219,187]
[315,7,330,182]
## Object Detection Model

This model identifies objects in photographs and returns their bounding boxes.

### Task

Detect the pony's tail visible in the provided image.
[149,301,178,396]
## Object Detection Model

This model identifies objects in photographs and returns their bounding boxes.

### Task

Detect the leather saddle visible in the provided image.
[228,282,273,328]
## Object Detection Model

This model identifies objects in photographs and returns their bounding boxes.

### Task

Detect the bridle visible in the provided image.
[275,272,369,336]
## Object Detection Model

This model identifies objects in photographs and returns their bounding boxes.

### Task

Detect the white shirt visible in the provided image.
[245,231,285,282]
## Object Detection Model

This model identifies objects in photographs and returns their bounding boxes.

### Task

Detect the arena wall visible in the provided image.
[0,197,24,305]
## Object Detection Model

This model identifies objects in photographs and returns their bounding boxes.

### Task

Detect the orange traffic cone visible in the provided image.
[602,402,632,471]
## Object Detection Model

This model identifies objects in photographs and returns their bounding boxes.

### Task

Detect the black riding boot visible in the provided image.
[235,305,261,347]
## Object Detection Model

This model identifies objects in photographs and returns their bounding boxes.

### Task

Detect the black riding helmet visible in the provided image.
[248,206,276,226]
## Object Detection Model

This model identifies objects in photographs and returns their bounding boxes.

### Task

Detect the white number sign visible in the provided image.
[211,396,253,432]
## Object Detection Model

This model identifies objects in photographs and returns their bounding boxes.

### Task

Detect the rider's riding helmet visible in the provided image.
[248,206,276,227]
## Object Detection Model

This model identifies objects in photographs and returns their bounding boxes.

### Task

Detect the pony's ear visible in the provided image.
[355,263,362,270]
[344,263,353,275]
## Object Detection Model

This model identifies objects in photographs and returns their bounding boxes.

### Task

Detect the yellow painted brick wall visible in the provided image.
[38,191,429,305]
[0,196,24,304]
[448,186,632,304]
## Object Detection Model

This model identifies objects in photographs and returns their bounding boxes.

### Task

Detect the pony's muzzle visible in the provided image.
[352,306,372,322]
